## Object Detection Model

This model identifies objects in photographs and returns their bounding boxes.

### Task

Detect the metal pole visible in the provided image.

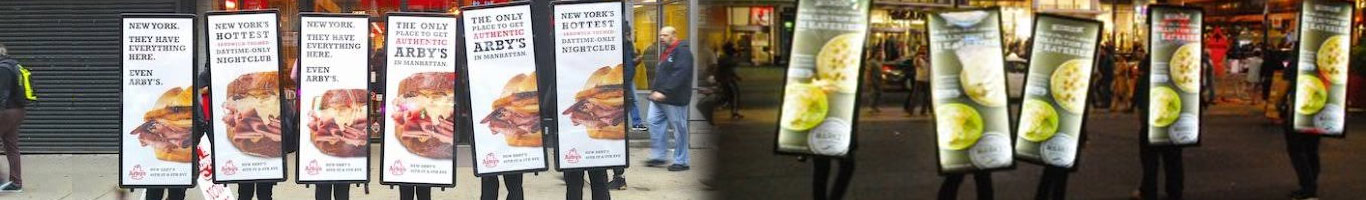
[1263,0,1269,47]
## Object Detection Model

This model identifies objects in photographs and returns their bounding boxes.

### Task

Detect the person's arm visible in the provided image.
[0,67,13,107]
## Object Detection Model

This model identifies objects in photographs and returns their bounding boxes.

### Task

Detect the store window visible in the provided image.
[630,0,689,91]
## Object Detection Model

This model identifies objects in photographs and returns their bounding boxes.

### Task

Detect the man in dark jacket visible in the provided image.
[0,43,25,192]
[645,26,694,172]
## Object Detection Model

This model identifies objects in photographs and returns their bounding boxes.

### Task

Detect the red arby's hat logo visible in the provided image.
[222,160,239,175]
[306,160,322,175]
[565,148,582,164]
[129,165,147,180]
[389,160,406,175]
[483,153,499,168]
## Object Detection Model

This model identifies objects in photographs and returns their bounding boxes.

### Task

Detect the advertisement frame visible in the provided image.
[1143,4,1205,147]
[1289,0,1353,138]
[458,1,552,177]
[118,13,200,189]
[1012,13,1103,170]
[293,12,374,185]
[378,12,461,188]
[924,7,1016,175]
[768,0,873,159]
[204,9,288,184]
[549,0,632,171]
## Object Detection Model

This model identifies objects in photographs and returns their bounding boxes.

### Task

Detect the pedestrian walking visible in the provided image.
[312,183,350,200]
[0,43,28,193]
[938,172,993,200]
[645,26,695,172]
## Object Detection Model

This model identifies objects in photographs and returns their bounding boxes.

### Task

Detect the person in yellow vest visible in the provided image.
[0,43,30,193]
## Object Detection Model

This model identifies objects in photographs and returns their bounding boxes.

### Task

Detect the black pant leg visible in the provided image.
[315,184,334,200]
[1035,168,1055,200]
[333,184,349,200]
[1291,133,1321,195]
[973,172,993,200]
[938,174,965,200]
[1139,145,1159,200]
[416,187,431,200]
[1162,148,1184,200]
[812,158,831,200]
[399,186,414,200]
[146,188,165,200]
[827,158,855,200]
[1285,132,1317,195]
[168,188,187,200]
[481,177,500,200]
[566,170,586,200]
[612,167,625,178]
[1052,169,1069,200]
[505,174,525,200]
[255,183,275,200]
[588,169,611,200]
[237,183,256,200]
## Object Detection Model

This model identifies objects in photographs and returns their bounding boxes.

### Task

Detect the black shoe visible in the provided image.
[645,159,667,167]
[608,176,628,190]
[1289,191,1318,200]
[631,124,648,131]
[667,164,691,171]
[0,182,21,193]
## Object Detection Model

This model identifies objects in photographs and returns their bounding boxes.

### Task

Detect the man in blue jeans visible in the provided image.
[646,26,694,172]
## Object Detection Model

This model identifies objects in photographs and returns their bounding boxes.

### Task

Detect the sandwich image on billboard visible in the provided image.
[464,3,548,176]
[391,72,457,159]
[120,14,198,188]
[773,0,870,157]
[1146,5,1203,146]
[481,73,543,148]
[553,0,629,170]
[207,10,286,182]
[297,13,371,183]
[1013,14,1101,168]
[927,8,1013,174]
[1292,0,1352,136]
[380,13,458,186]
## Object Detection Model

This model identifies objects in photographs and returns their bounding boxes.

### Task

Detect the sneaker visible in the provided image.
[645,159,667,167]
[667,164,690,171]
[631,124,648,131]
[608,176,627,190]
[0,182,21,193]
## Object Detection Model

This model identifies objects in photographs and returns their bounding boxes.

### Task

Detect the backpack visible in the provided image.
[0,62,36,106]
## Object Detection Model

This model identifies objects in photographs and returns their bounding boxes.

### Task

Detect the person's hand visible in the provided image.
[649,91,666,101]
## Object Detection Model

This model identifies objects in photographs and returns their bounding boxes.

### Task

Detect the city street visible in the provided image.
[715,67,1366,199]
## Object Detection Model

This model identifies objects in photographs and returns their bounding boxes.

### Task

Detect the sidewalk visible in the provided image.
[0,146,716,200]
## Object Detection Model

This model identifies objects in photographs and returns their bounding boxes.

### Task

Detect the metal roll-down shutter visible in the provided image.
[0,0,185,153]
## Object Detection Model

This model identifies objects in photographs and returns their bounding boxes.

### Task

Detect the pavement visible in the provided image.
[0,131,717,200]
[715,66,1366,199]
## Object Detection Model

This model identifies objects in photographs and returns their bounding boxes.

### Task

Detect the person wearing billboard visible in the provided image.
[481,174,524,200]
[0,43,26,193]
[645,26,695,172]
[1133,53,1184,200]
[398,186,432,200]
[565,169,611,200]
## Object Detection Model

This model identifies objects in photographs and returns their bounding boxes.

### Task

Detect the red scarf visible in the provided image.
[659,40,681,60]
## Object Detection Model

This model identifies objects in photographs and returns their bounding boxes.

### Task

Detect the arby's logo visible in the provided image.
[222,160,239,175]
[389,160,406,175]
[565,148,582,164]
[483,153,499,168]
[306,160,322,175]
[129,165,147,180]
